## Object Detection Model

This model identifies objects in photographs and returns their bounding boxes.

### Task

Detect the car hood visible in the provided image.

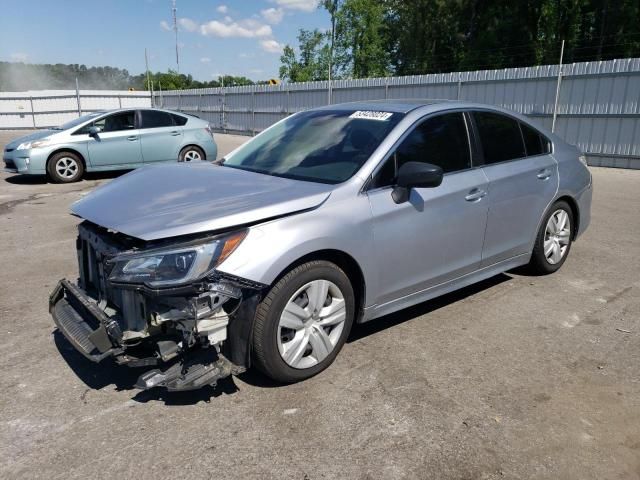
[5,129,55,149]
[71,163,333,241]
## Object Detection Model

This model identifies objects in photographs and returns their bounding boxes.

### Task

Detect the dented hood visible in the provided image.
[71,163,332,240]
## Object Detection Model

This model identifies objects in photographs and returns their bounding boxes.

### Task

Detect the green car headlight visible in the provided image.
[107,230,247,288]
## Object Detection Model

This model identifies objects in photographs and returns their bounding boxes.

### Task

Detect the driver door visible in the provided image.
[86,110,143,168]
[366,112,489,309]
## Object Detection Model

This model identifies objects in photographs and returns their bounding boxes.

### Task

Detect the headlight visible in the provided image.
[578,154,588,166]
[16,139,50,150]
[107,230,247,288]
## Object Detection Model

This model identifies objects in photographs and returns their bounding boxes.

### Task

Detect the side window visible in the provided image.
[73,111,135,134]
[95,111,136,132]
[140,110,175,128]
[520,122,550,156]
[473,111,526,164]
[171,113,188,126]
[371,112,471,188]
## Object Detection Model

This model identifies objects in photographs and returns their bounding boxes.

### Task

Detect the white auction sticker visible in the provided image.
[349,110,393,121]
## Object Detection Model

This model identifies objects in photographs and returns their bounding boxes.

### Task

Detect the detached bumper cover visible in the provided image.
[50,279,122,362]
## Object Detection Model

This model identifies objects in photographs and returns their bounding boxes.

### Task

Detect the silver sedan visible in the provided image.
[50,100,592,391]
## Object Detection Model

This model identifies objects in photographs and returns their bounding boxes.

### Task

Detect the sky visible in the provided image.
[0,0,328,81]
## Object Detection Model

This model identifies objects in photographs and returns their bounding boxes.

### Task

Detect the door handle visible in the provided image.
[170,131,180,136]
[537,168,552,180]
[127,136,138,141]
[465,188,487,202]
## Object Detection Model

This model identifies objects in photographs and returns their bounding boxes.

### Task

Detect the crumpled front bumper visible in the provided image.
[49,279,123,362]
[49,277,257,391]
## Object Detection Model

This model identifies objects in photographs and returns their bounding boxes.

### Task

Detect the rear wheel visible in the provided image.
[178,145,205,162]
[252,261,355,383]
[527,200,574,274]
[47,152,84,183]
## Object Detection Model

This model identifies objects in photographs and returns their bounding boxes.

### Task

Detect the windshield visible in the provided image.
[53,112,104,130]
[223,109,403,184]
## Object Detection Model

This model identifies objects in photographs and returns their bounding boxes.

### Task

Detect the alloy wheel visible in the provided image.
[55,156,79,179]
[277,279,347,369]
[183,150,201,161]
[544,209,571,265]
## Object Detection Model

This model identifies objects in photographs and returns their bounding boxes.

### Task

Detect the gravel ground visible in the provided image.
[0,130,639,480]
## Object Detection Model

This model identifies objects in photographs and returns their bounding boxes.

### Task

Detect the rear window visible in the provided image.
[171,113,188,126]
[474,111,526,164]
[520,122,550,156]
[140,110,174,128]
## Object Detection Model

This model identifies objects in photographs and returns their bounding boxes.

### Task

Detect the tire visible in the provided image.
[527,200,574,274]
[252,260,356,383]
[178,145,205,162]
[47,151,84,183]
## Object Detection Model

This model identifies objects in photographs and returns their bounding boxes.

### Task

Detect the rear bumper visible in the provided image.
[575,182,592,239]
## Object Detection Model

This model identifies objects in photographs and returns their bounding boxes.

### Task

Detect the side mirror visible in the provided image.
[88,126,102,137]
[391,161,443,204]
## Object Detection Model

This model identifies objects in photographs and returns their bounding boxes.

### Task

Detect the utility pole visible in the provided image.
[552,40,565,133]
[325,0,338,105]
[172,0,179,72]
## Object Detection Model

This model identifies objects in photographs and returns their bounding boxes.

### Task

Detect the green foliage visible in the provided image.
[279,0,640,80]
[279,29,332,82]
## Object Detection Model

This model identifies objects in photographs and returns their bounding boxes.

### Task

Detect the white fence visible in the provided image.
[158,58,640,169]
[0,90,151,129]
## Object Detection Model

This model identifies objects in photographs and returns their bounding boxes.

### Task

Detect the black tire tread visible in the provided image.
[252,260,353,383]
[527,200,574,275]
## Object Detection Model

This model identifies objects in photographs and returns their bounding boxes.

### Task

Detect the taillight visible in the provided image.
[205,125,214,138]
[578,154,588,166]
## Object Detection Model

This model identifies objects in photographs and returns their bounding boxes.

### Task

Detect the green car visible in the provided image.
[3,108,217,182]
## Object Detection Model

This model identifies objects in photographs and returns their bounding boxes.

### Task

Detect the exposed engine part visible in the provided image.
[135,349,244,391]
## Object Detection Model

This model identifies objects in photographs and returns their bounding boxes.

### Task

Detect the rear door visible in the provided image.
[85,110,142,167]
[138,109,183,163]
[472,111,558,266]
[367,111,489,306]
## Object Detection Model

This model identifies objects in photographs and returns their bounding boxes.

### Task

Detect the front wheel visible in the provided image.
[47,152,84,183]
[527,200,574,274]
[252,261,355,383]
[178,145,205,162]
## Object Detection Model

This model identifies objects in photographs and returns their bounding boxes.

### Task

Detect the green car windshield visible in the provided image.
[223,109,403,184]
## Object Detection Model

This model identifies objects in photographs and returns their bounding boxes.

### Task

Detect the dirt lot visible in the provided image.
[1,130,639,480]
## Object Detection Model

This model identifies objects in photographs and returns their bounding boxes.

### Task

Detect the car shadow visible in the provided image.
[4,170,131,185]
[348,273,512,343]
[53,331,140,391]
[54,330,242,404]
[55,273,514,403]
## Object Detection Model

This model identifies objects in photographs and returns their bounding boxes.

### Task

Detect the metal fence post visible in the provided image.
[385,78,389,99]
[551,40,565,133]
[118,95,122,108]
[457,72,463,100]
[29,96,36,128]
[75,77,82,116]
[251,88,256,136]
[286,85,290,115]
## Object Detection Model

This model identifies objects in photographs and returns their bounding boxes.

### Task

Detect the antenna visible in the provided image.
[172,0,179,72]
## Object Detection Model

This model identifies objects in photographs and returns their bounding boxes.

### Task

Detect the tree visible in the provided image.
[279,29,331,82]
[333,0,391,78]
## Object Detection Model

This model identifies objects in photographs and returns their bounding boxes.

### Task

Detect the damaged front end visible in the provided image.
[50,222,266,391]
